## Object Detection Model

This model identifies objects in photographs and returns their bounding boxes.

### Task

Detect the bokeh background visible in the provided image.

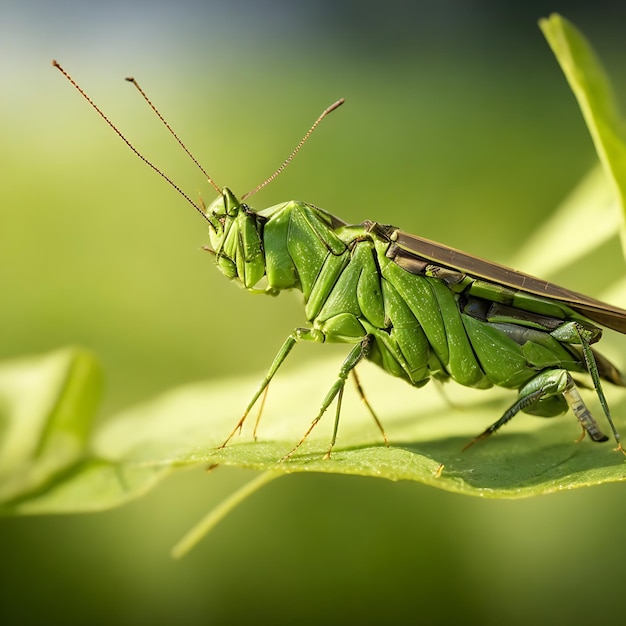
[3,1,626,624]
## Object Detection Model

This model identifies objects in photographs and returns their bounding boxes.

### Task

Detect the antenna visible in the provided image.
[125,76,221,195]
[53,61,345,210]
[51,60,215,225]
[241,98,345,200]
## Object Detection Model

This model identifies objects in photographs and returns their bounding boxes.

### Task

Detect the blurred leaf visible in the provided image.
[510,166,620,278]
[540,14,626,248]
[0,348,102,510]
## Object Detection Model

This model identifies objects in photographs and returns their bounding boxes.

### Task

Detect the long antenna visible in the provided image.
[241,98,345,200]
[51,60,214,225]
[124,76,221,195]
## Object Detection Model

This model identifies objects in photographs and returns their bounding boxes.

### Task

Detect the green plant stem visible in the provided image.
[171,470,283,558]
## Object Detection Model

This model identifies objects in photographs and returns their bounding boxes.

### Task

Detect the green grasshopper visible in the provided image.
[53,61,626,460]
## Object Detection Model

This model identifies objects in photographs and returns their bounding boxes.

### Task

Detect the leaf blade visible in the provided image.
[539,14,626,246]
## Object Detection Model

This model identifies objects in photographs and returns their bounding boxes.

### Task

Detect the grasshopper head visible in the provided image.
[204,187,266,288]
[204,187,241,245]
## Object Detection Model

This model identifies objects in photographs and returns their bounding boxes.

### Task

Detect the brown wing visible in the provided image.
[393,230,626,335]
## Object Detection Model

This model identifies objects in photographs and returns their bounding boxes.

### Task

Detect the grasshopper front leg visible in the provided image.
[219,327,325,449]
[220,330,385,459]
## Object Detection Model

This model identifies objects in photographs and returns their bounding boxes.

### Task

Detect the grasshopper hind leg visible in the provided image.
[463,369,609,452]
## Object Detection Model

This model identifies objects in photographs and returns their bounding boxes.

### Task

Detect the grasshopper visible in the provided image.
[53,61,626,460]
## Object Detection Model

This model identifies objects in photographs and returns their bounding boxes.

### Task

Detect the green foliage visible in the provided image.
[0,349,101,510]
[3,15,626,556]
[540,14,626,227]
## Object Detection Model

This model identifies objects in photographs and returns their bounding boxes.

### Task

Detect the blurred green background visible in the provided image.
[3,1,626,624]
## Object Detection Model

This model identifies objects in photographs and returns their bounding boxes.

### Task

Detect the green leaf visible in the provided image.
[3,352,626,514]
[539,14,626,245]
[0,348,102,510]
[99,358,626,499]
